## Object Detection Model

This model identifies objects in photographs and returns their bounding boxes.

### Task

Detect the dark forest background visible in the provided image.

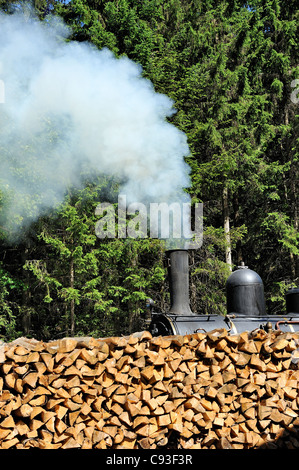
[0,0,298,340]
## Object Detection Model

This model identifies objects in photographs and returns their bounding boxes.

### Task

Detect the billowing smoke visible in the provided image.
[0,10,191,241]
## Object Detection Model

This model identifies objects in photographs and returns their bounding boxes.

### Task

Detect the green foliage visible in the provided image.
[18,181,166,339]
[261,212,299,255]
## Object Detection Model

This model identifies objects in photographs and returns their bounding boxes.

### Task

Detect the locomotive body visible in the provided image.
[148,249,299,336]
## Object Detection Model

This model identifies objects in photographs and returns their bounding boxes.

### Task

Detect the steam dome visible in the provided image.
[226,263,266,316]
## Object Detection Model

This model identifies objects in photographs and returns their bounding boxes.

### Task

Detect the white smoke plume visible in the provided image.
[0,10,191,240]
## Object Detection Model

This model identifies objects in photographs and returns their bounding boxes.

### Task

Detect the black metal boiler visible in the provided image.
[147,249,299,336]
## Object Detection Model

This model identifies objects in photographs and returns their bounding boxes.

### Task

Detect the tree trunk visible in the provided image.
[223,186,232,271]
[284,107,298,280]
[233,194,243,265]
[289,136,299,280]
[290,176,299,279]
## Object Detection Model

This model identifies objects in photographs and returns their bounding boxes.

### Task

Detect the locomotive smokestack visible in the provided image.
[166,249,195,316]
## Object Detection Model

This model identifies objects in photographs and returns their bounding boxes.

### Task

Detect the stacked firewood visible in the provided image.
[1,328,299,449]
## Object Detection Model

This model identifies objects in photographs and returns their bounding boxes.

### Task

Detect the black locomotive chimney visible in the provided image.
[166,249,195,316]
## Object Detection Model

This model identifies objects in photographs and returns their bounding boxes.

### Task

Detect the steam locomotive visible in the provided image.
[146,249,299,336]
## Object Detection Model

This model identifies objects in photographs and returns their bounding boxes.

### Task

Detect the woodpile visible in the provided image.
[1,328,299,449]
